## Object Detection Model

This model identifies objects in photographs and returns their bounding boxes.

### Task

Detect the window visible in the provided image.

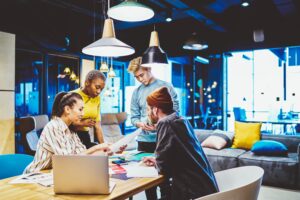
[47,55,80,115]
[99,61,125,114]
[225,47,299,133]
[15,50,43,117]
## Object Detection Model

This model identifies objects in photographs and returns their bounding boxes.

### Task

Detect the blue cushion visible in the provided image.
[251,140,288,156]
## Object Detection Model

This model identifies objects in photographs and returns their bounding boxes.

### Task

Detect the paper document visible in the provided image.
[123,164,158,178]
[10,172,53,187]
[110,129,141,153]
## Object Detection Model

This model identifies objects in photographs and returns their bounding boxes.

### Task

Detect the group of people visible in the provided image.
[24,56,219,200]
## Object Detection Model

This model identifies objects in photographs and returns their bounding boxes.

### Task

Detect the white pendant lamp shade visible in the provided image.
[108,0,154,22]
[141,30,168,67]
[82,18,135,57]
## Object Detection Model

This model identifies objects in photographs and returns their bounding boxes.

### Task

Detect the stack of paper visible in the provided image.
[110,165,127,174]
[9,173,53,187]
[123,164,158,178]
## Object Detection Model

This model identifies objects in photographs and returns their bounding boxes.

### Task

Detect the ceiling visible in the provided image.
[1,0,300,58]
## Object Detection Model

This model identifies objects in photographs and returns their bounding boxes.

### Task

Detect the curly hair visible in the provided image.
[127,57,142,74]
[85,70,106,83]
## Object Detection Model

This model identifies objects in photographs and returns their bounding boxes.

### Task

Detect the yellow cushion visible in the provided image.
[232,121,261,150]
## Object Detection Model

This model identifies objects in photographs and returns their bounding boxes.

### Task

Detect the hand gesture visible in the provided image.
[142,157,156,167]
[94,143,112,156]
[115,144,127,154]
[137,122,156,131]
[81,118,96,127]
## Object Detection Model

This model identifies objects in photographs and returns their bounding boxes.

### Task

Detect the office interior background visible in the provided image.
[0,0,300,153]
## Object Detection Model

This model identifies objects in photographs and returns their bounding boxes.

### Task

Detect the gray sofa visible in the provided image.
[194,129,300,189]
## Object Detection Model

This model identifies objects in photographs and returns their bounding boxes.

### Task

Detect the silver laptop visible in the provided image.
[52,155,116,194]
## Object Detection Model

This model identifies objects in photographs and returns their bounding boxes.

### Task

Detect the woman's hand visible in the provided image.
[81,118,96,127]
[142,157,156,167]
[92,143,112,156]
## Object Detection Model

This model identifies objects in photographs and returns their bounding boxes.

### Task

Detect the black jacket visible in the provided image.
[155,112,219,200]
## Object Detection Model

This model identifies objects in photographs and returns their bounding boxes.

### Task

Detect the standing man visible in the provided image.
[143,87,219,200]
[128,57,179,200]
[72,70,106,148]
[128,57,179,153]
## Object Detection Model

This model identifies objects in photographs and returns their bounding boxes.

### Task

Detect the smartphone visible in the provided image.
[112,159,127,165]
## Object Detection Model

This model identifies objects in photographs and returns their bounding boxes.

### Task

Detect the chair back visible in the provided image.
[0,154,33,179]
[233,107,247,121]
[19,115,49,155]
[101,112,127,143]
[196,166,264,200]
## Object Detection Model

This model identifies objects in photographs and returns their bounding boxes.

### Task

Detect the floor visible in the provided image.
[129,185,300,200]
[258,186,300,200]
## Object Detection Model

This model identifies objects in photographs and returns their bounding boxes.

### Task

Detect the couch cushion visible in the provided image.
[212,129,234,147]
[251,140,288,156]
[194,129,234,147]
[201,135,227,150]
[261,134,300,153]
[232,121,261,150]
[238,151,299,188]
[203,148,246,172]
[194,129,214,142]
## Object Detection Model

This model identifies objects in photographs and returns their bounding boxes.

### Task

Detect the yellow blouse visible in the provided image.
[73,88,101,131]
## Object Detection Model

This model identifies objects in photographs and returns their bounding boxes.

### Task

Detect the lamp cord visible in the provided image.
[102,0,107,19]
[93,0,96,62]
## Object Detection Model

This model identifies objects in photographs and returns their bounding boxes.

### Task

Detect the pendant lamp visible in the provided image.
[100,62,109,73]
[183,32,208,51]
[70,71,77,81]
[108,66,116,78]
[108,57,116,78]
[141,30,168,68]
[64,67,71,75]
[108,0,154,22]
[82,18,135,57]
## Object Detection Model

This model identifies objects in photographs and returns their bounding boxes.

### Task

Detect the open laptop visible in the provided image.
[52,155,116,194]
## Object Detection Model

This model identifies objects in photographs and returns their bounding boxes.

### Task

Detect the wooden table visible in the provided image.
[0,174,164,200]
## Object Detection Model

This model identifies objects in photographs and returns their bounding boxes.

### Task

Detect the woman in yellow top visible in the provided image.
[72,70,106,148]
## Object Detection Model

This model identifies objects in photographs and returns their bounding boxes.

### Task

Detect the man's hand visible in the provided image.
[115,144,127,154]
[136,122,156,131]
[106,143,127,154]
[142,157,156,167]
[81,118,96,127]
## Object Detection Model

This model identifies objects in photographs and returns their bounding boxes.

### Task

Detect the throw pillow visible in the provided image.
[251,140,288,156]
[213,129,234,147]
[195,130,212,143]
[201,135,227,150]
[232,121,261,150]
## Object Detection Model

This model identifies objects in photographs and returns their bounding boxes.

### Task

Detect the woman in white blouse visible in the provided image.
[24,92,110,173]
